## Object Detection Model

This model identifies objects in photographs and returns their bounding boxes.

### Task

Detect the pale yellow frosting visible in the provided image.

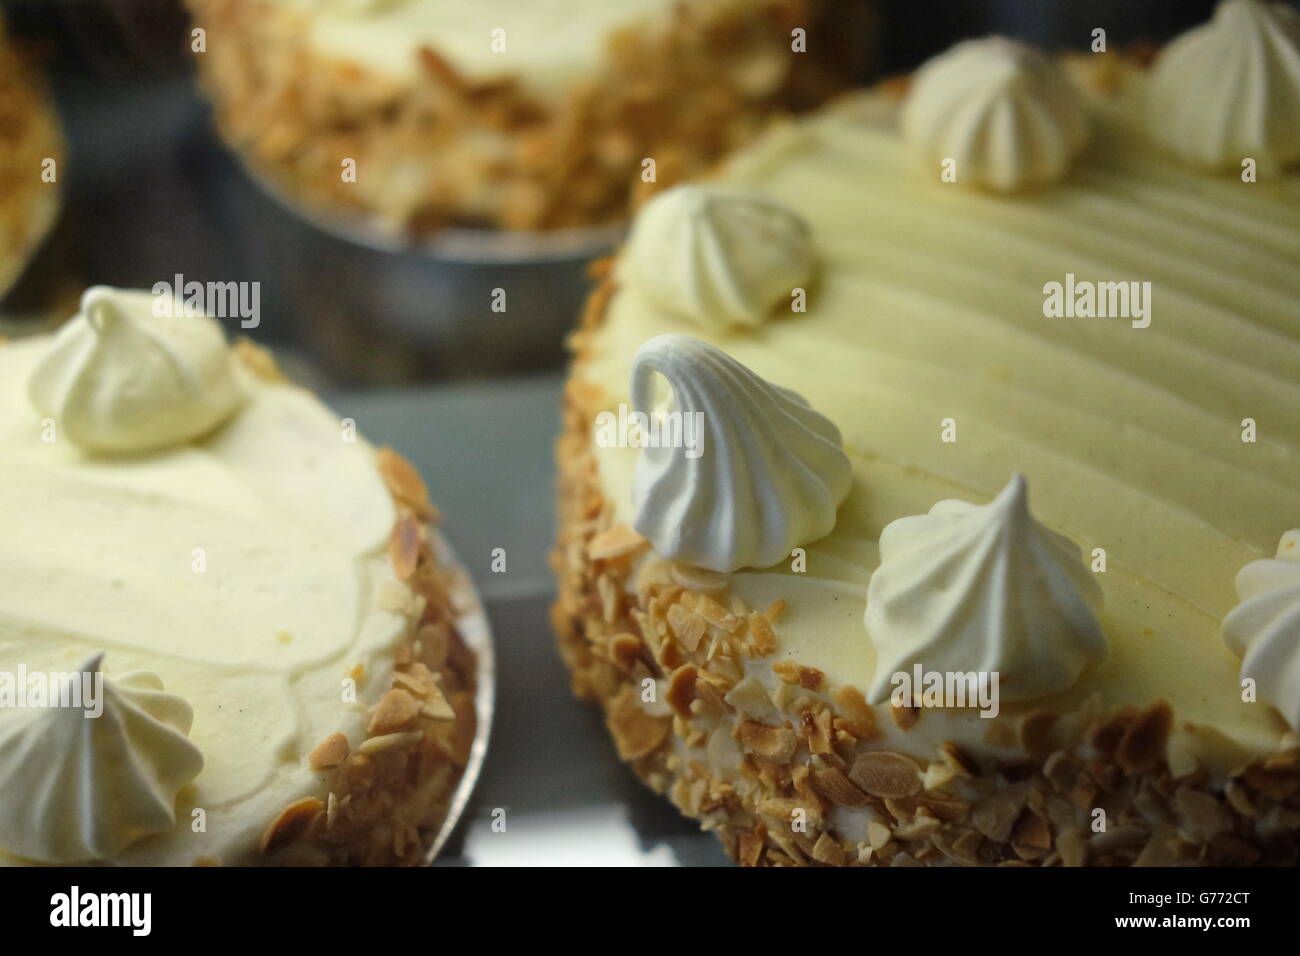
[580,75,1300,772]
[0,326,418,864]
[283,0,683,93]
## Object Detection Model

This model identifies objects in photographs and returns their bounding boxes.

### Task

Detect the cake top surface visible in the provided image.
[280,0,683,90]
[0,289,417,864]
[579,49,1300,770]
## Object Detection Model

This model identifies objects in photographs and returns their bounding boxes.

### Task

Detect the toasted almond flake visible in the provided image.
[970,784,1032,843]
[606,686,671,760]
[666,603,706,652]
[358,730,424,755]
[723,676,779,719]
[810,767,869,807]
[393,670,433,698]
[260,797,323,855]
[772,660,802,685]
[847,751,922,799]
[309,732,350,770]
[737,830,765,867]
[665,665,698,719]
[669,562,727,593]
[763,599,787,621]
[891,703,920,731]
[811,832,847,866]
[420,685,456,721]
[737,720,798,761]
[1116,701,1172,774]
[388,514,421,581]
[692,593,742,634]
[369,688,420,735]
[1010,809,1052,849]
[589,524,648,561]
[377,447,436,521]
[747,612,777,656]
[834,686,879,739]
[867,820,893,850]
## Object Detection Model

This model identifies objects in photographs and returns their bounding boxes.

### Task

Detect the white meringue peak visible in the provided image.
[1148,0,1300,172]
[628,333,851,573]
[1223,530,1300,729]
[620,184,816,330]
[28,285,245,454]
[0,655,204,863]
[864,474,1106,705]
[901,36,1089,192]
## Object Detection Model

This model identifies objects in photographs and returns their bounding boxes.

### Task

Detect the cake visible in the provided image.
[0,286,482,865]
[554,1,1300,867]
[186,0,868,237]
[0,16,62,300]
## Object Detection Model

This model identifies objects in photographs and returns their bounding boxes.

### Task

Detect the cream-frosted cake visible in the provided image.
[0,16,62,300]
[187,0,867,236]
[554,1,1300,866]
[0,287,480,865]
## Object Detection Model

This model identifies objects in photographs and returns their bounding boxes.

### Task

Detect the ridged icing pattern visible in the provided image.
[581,88,1300,762]
[864,474,1106,705]
[1223,530,1300,729]
[629,333,851,573]
[28,286,245,454]
[901,36,1089,191]
[621,184,817,330]
[0,657,203,863]
[1148,0,1300,172]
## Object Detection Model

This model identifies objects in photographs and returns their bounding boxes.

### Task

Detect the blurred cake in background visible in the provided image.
[0,286,483,865]
[554,2,1300,866]
[186,0,869,238]
[0,16,62,302]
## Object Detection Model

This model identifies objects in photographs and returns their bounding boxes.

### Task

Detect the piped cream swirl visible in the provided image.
[28,285,245,454]
[1148,0,1300,172]
[1223,530,1300,729]
[0,656,203,864]
[627,333,851,573]
[621,185,816,330]
[901,36,1089,192]
[864,474,1106,705]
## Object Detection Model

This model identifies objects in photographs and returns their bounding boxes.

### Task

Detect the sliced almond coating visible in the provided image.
[260,797,324,855]
[308,732,349,770]
[847,751,922,799]
[867,820,893,851]
[940,741,978,776]
[810,767,869,807]
[669,562,727,593]
[233,338,284,382]
[691,593,742,634]
[665,665,698,719]
[737,720,798,762]
[723,676,778,720]
[368,688,420,735]
[608,633,644,672]
[666,603,707,652]
[736,829,765,867]
[589,524,648,561]
[388,514,421,581]
[811,832,847,866]
[357,730,424,755]
[834,686,879,739]
[1010,809,1052,850]
[420,685,457,721]
[891,703,920,731]
[393,669,434,698]
[1058,826,1088,867]
[606,686,671,760]
[1174,786,1231,841]
[1115,701,1172,774]
[763,599,787,621]
[377,447,436,521]
[970,783,1031,843]
[747,612,777,656]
